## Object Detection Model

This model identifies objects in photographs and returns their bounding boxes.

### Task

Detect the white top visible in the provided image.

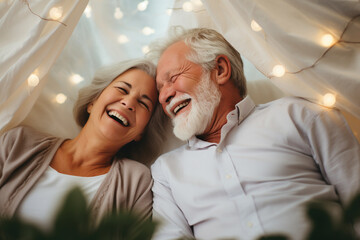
[17,166,107,231]
[151,96,360,240]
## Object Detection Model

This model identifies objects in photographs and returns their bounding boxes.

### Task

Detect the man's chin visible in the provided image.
[173,128,194,141]
[172,116,196,141]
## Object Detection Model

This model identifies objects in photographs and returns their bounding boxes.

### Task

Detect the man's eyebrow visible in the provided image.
[156,72,170,90]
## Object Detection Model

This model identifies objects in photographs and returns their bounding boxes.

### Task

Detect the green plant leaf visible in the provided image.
[0,217,46,240]
[94,209,158,240]
[344,193,360,224]
[50,186,92,240]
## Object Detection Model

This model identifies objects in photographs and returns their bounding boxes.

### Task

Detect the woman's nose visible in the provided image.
[121,96,136,111]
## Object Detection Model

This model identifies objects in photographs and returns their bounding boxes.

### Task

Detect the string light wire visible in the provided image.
[23,0,67,26]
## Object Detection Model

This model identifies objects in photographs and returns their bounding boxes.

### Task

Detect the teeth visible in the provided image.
[173,101,189,114]
[108,111,129,126]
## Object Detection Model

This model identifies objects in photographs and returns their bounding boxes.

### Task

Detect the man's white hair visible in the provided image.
[147,26,247,98]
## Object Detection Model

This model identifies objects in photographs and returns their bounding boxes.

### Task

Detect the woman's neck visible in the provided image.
[50,131,116,176]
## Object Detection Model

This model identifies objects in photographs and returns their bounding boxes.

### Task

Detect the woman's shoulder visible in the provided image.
[2,125,48,138]
[1,125,58,153]
[114,158,152,180]
[117,158,151,171]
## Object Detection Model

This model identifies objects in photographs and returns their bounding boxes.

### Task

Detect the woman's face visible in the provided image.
[87,68,157,147]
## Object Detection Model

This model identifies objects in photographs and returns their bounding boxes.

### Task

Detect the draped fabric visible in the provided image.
[0,0,359,143]
[0,0,88,135]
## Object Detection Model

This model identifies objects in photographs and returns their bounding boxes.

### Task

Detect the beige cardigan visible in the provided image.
[0,126,153,223]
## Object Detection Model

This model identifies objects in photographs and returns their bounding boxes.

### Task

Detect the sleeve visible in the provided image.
[131,165,154,221]
[0,127,24,180]
[151,159,194,240]
[307,107,360,206]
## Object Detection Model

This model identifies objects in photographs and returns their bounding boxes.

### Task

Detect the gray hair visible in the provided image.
[147,26,247,97]
[73,58,169,165]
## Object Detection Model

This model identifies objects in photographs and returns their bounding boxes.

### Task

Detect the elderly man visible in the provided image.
[148,27,360,240]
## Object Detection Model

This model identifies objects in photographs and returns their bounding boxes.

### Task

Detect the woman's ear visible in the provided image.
[87,103,93,114]
[213,54,232,85]
[134,134,142,142]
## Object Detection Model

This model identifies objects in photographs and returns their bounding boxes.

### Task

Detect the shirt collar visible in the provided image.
[187,95,256,149]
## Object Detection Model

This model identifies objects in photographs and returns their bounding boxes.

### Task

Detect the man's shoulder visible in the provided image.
[151,144,188,171]
[257,96,327,113]
[157,144,188,161]
[252,96,340,127]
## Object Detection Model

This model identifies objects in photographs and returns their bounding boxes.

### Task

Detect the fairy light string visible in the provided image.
[23,0,67,26]
[265,14,360,77]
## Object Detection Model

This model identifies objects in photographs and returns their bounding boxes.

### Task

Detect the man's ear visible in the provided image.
[213,54,231,85]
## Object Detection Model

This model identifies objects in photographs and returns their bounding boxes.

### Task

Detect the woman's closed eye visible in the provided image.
[139,100,150,111]
[117,87,128,94]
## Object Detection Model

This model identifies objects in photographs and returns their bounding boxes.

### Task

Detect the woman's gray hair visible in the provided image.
[73,58,169,165]
[147,26,247,97]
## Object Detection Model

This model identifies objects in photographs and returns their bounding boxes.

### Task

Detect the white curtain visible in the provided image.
[0,0,88,135]
[0,0,359,144]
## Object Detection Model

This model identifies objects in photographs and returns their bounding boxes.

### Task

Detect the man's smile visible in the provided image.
[172,99,191,115]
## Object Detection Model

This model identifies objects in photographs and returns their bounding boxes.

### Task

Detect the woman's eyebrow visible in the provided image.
[119,81,132,88]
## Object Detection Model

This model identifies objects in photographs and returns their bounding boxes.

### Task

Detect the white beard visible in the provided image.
[171,72,221,141]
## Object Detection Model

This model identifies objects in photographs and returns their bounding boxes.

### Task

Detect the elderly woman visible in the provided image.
[0,58,166,231]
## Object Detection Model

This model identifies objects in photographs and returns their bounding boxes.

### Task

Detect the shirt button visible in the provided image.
[217,148,223,153]
[247,222,253,228]
[225,174,232,179]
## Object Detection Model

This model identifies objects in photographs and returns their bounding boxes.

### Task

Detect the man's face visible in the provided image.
[156,41,221,140]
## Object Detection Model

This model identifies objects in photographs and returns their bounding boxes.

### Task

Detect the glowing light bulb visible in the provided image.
[69,74,84,85]
[166,9,173,16]
[191,0,203,7]
[55,93,67,104]
[114,7,123,19]
[272,65,286,77]
[251,20,262,32]
[323,93,336,107]
[321,34,335,47]
[137,1,148,11]
[117,35,129,44]
[84,5,92,18]
[49,7,63,20]
[142,45,150,54]
[142,27,155,35]
[27,73,39,87]
[183,1,193,12]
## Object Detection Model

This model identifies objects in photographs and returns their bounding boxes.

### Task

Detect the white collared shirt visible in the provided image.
[151,96,360,240]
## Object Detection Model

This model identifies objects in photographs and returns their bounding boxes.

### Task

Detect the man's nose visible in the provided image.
[159,84,175,105]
